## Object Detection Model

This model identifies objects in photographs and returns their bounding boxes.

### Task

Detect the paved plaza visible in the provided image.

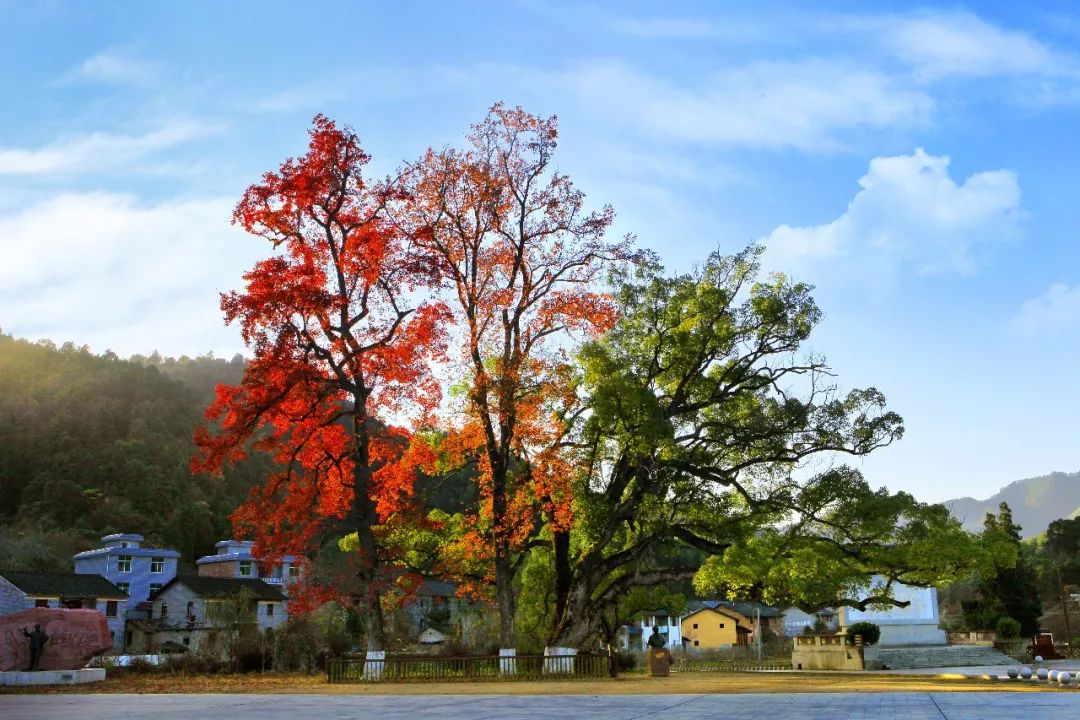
[4,692,1080,720]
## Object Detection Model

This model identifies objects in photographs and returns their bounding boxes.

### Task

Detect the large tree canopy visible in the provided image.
[540,248,987,646]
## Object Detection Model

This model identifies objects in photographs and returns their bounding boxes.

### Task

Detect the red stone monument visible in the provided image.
[0,608,113,672]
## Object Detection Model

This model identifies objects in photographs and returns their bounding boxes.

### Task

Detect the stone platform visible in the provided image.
[0,668,106,686]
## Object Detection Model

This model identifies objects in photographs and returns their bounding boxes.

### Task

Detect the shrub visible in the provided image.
[996,616,1022,640]
[845,622,881,646]
[615,652,638,671]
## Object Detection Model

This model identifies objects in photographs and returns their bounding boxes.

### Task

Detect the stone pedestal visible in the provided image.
[543,646,576,674]
[499,648,517,676]
[362,650,385,680]
[0,668,106,686]
[647,647,671,677]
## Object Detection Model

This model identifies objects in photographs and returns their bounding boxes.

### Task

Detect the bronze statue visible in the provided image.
[647,626,666,648]
[23,623,49,671]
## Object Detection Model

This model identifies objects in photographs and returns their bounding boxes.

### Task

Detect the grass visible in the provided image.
[0,670,1070,696]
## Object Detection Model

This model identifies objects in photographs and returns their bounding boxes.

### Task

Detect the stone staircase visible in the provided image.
[865,644,1019,670]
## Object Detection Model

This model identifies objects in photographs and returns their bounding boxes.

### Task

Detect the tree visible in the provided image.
[397,104,637,649]
[541,248,986,647]
[193,116,448,651]
[962,503,1042,636]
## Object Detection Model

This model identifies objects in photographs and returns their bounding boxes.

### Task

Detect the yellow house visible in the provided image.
[681,606,753,649]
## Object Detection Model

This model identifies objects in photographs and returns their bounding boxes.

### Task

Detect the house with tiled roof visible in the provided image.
[0,571,128,649]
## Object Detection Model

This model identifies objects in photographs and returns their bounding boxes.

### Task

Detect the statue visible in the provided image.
[23,623,49,671]
[647,626,667,648]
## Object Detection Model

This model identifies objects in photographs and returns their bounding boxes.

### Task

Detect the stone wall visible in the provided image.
[791,635,864,671]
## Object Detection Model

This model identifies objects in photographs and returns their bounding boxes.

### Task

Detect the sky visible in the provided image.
[1,0,1078,504]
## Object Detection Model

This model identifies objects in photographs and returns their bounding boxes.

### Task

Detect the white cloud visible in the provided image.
[0,121,221,175]
[1011,283,1080,335]
[74,51,158,85]
[565,59,933,151]
[0,192,262,357]
[764,149,1022,275]
[841,11,1069,80]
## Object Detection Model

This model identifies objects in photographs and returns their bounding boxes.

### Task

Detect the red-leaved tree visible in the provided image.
[193,115,447,651]
[397,104,638,649]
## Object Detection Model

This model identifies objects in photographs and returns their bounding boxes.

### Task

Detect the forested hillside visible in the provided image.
[0,332,270,571]
[945,471,1080,539]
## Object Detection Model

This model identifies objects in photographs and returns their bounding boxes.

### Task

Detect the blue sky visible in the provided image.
[2,1,1078,505]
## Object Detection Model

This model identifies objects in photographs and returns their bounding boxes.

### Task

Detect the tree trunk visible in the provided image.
[550,529,572,645]
[491,458,516,648]
[353,397,386,652]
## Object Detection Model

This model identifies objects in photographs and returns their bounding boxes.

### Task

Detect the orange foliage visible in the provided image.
[396,104,638,609]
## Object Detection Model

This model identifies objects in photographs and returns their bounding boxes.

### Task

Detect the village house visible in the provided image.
[195,540,300,590]
[125,575,287,654]
[73,533,182,634]
[0,571,128,649]
[620,600,786,653]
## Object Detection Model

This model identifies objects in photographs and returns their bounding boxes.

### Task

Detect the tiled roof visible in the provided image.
[714,600,784,619]
[1,571,128,598]
[154,575,286,602]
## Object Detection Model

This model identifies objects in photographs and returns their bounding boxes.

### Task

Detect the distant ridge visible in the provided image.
[944,471,1080,539]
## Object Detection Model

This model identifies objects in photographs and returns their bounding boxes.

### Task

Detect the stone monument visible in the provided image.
[0,608,113,672]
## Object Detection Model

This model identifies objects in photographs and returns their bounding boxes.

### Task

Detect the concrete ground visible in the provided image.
[4,692,1080,720]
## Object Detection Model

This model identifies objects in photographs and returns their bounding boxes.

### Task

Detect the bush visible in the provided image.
[996,616,1022,640]
[615,652,638,671]
[845,622,881,646]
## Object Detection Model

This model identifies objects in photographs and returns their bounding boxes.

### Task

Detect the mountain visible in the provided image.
[945,471,1080,539]
[0,333,270,571]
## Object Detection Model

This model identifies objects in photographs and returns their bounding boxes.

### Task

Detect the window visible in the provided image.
[115,582,129,594]
[120,542,129,549]
[117,555,132,573]
[266,603,275,617]
[160,603,168,619]
[287,564,300,578]
[149,583,162,595]
[719,623,725,629]
[105,600,118,618]
[239,560,253,577]
[182,637,190,646]
[34,598,49,608]
[693,640,699,646]
[150,557,165,573]
[692,623,698,629]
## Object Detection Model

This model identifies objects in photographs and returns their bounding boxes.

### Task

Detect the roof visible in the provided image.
[714,600,784,619]
[1,571,128,598]
[73,544,181,560]
[153,575,286,602]
[682,604,750,625]
[101,533,144,543]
